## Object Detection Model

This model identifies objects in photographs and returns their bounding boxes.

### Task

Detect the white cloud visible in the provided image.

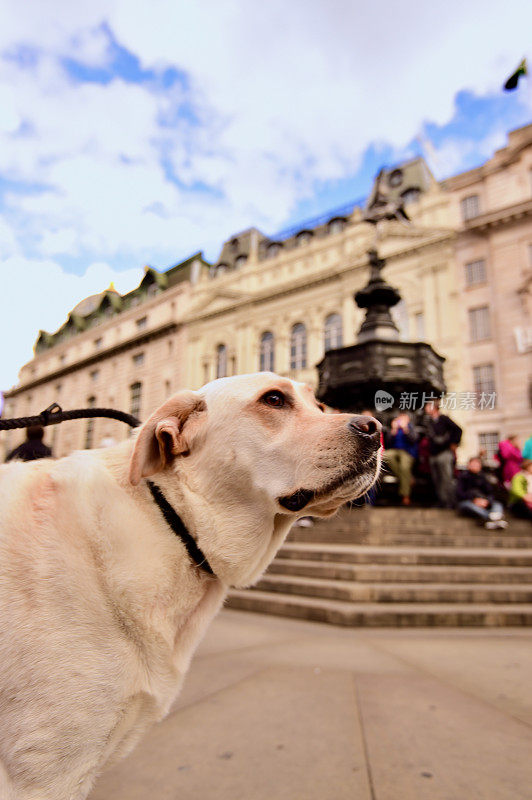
[0,0,532,392]
[0,257,142,392]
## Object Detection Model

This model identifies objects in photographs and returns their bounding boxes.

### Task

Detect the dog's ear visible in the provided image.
[129,391,206,486]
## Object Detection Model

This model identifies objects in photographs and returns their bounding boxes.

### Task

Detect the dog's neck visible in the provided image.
[145,479,215,577]
[99,440,293,589]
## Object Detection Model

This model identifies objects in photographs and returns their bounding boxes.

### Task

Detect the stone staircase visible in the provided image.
[227,507,532,626]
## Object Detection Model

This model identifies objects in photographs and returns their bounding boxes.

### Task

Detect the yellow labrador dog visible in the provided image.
[0,372,381,800]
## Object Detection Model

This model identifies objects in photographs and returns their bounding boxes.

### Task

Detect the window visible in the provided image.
[401,188,420,204]
[473,363,496,399]
[296,231,312,247]
[216,344,227,379]
[324,314,343,352]
[392,299,409,339]
[267,243,281,258]
[388,168,403,188]
[290,323,307,370]
[468,306,491,342]
[94,337,102,350]
[130,382,142,419]
[90,369,99,382]
[259,332,275,372]
[479,432,500,459]
[132,352,145,367]
[136,316,147,330]
[328,218,346,235]
[84,396,96,449]
[461,194,480,221]
[465,259,487,287]
[235,255,247,268]
[415,312,425,339]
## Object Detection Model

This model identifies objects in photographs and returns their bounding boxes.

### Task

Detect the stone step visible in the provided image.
[300,508,532,534]
[226,591,532,627]
[267,558,532,584]
[278,542,532,567]
[254,574,532,604]
[326,507,531,528]
[288,527,532,548]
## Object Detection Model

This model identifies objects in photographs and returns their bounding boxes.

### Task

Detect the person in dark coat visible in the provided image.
[424,400,462,508]
[456,456,507,529]
[6,426,53,462]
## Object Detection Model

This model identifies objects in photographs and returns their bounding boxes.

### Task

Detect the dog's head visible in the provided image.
[129,373,381,586]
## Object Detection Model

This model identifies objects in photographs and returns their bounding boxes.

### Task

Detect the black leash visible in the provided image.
[147,481,214,576]
[0,403,214,577]
[0,403,141,431]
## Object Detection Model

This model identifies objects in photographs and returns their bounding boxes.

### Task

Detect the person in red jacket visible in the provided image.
[497,435,522,487]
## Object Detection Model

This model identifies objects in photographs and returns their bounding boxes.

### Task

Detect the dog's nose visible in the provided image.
[347,415,381,438]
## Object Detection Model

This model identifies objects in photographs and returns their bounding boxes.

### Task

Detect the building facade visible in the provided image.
[443,123,532,456]
[1,255,209,459]
[2,125,532,462]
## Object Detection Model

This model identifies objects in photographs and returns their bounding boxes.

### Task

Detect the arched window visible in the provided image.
[296,231,312,247]
[328,218,346,235]
[235,255,247,269]
[216,344,227,379]
[259,332,275,372]
[267,242,282,258]
[401,188,420,205]
[290,323,307,370]
[324,313,343,352]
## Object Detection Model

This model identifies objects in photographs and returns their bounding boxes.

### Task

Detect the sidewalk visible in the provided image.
[88,610,532,800]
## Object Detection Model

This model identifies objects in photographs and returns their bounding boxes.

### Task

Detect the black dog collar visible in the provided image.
[146,480,214,576]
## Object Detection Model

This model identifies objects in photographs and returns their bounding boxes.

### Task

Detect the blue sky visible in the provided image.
[0,0,531,392]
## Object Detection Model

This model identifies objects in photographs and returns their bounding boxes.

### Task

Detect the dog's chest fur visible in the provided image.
[0,456,226,799]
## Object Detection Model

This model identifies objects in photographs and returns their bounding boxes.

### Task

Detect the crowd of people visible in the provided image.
[379,401,532,528]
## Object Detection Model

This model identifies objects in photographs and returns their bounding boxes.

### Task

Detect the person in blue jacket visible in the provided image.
[382,412,418,505]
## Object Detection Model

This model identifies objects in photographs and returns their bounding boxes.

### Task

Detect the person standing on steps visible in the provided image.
[423,400,462,509]
[497,434,522,488]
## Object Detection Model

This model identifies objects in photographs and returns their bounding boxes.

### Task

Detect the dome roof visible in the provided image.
[71,289,118,317]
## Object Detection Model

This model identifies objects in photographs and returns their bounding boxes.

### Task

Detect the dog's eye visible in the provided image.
[261,391,285,408]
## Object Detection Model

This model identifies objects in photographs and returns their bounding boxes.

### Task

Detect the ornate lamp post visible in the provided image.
[317,250,445,415]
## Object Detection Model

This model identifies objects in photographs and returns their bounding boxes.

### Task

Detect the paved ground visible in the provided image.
[88,610,532,800]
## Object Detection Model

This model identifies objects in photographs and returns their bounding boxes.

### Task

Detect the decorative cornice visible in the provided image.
[185,231,454,325]
[4,322,179,398]
[460,198,532,233]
